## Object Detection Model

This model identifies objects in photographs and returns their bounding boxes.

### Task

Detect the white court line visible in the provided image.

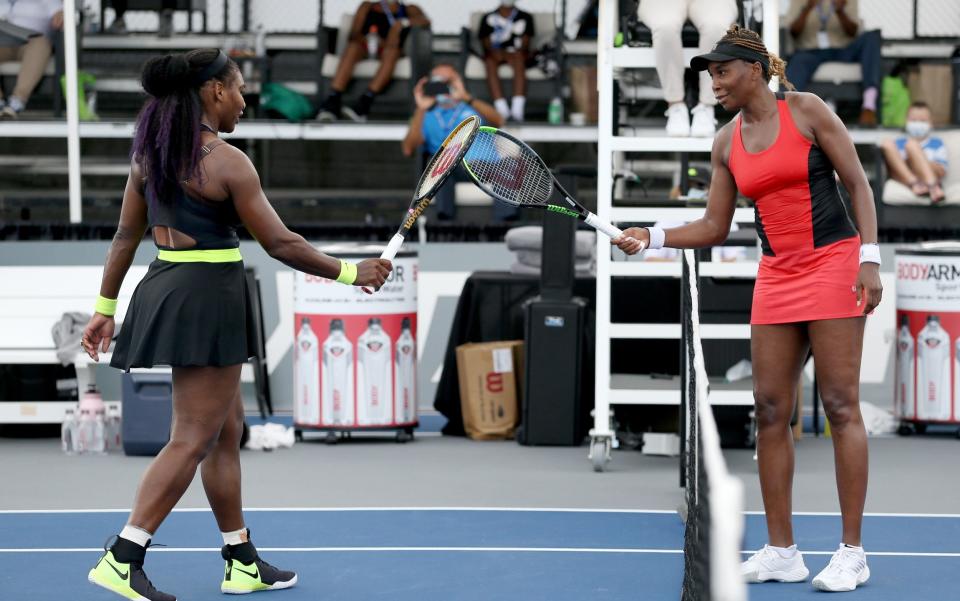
[3,547,677,554]
[3,547,959,558]
[0,507,679,515]
[2,507,959,518]
[744,511,960,519]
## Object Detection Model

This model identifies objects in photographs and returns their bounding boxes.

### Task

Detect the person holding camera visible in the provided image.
[401,63,516,221]
[478,1,535,123]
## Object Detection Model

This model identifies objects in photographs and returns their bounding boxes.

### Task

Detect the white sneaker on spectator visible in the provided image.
[741,545,809,583]
[812,545,870,592]
[106,17,127,34]
[665,103,690,137]
[0,106,18,120]
[510,95,525,123]
[494,98,510,122]
[690,103,717,137]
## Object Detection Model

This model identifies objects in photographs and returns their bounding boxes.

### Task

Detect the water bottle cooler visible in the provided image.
[121,372,173,456]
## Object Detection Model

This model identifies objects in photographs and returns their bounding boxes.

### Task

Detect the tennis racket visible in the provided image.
[365,115,480,293]
[461,126,634,243]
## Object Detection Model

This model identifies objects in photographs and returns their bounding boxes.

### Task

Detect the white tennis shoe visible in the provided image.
[812,544,870,592]
[741,545,809,583]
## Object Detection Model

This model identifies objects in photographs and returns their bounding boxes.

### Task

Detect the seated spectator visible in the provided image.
[478,1,534,123]
[637,0,737,137]
[0,0,62,120]
[881,101,948,204]
[317,1,429,123]
[785,0,880,126]
[107,1,177,37]
[401,64,516,222]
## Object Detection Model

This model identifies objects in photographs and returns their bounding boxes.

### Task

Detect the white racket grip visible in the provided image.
[362,233,405,294]
[381,233,405,262]
[584,212,624,240]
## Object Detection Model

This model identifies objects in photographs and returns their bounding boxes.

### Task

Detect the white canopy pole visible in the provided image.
[762,0,781,91]
[62,0,81,223]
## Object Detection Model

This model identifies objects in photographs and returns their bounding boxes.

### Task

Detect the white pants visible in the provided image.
[638,0,738,106]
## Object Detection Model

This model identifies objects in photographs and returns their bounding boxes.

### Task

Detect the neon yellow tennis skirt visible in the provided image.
[110,248,255,370]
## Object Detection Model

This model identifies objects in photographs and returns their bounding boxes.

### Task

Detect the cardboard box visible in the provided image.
[455,340,524,440]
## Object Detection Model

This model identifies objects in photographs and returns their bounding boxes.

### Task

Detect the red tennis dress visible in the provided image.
[728,93,862,325]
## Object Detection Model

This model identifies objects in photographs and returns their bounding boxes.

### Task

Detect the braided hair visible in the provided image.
[718,25,795,91]
[132,49,238,208]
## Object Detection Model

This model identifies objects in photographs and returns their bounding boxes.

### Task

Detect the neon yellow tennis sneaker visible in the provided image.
[220,539,297,595]
[88,537,176,601]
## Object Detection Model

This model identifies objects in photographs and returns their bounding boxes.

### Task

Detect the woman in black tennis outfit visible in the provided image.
[81,49,391,601]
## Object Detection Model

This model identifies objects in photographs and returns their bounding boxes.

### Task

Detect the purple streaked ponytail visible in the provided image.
[132,48,237,208]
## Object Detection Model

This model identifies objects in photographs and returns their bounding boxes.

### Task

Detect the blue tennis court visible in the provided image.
[1,508,957,600]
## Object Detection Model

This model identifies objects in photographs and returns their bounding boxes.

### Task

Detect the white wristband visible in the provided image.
[646,226,665,250]
[859,243,881,265]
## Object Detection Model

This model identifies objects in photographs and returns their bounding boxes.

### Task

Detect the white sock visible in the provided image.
[769,544,798,558]
[119,524,152,548]
[494,97,509,119]
[8,96,24,112]
[510,95,526,121]
[843,543,864,554]
[222,528,248,546]
[862,87,877,111]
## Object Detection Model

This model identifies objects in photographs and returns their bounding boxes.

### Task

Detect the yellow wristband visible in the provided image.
[335,259,358,285]
[94,295,118,316]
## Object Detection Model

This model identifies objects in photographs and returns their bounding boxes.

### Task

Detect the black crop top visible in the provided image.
[146,143,241,250]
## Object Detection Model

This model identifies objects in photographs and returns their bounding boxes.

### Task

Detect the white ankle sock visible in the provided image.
[222,528,248,546]
[510,95,526,120]
[8,96,24,112]
[843,543,864,553]
[494,97,509,118]
[862,87,877,111]
[769,544,798,558]
[119,525,152,548]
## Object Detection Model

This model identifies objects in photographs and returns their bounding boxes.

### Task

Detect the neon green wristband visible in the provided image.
[335,259,358,285]
[94,295,118,316]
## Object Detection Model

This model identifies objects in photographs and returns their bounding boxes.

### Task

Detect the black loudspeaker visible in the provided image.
[519,297,586,446]
[539,200,576,300]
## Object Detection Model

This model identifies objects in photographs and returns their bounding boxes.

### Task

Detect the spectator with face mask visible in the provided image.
[401,63,516,221]
[881,101,948,204]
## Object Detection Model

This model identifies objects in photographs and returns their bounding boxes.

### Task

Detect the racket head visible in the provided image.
[414,115,480,201]
[461,126,555,208]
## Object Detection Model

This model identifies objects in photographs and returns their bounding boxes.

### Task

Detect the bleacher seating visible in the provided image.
[316,15,432,120]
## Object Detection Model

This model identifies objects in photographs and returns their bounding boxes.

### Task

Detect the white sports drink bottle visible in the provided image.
[394,317,416,424]
[895,315,915,419]
[357,318,392,425]
[917,315,951,421]
[294,317,320,425]
[322,318,354,426]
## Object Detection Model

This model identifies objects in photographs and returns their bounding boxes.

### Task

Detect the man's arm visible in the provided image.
[789,0,817,37]
[833,0,859,38]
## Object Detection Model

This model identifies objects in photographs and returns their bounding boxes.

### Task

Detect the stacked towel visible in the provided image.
[504,226,596,276]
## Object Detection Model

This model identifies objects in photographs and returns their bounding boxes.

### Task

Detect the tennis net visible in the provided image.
[679,249,747,601]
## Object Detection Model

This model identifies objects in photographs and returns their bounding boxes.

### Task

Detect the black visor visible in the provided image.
[690,41,769,72]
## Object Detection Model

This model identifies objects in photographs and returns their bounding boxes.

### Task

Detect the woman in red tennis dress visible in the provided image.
[615,26,882,593]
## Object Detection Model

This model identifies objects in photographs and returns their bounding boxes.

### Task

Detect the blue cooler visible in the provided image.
[121,372,173,456]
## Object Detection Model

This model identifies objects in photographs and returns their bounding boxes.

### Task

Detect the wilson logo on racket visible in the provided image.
[431,142,461,177]
[486,372,504,393]
[403,197,431,229]
[547,205,580,218]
